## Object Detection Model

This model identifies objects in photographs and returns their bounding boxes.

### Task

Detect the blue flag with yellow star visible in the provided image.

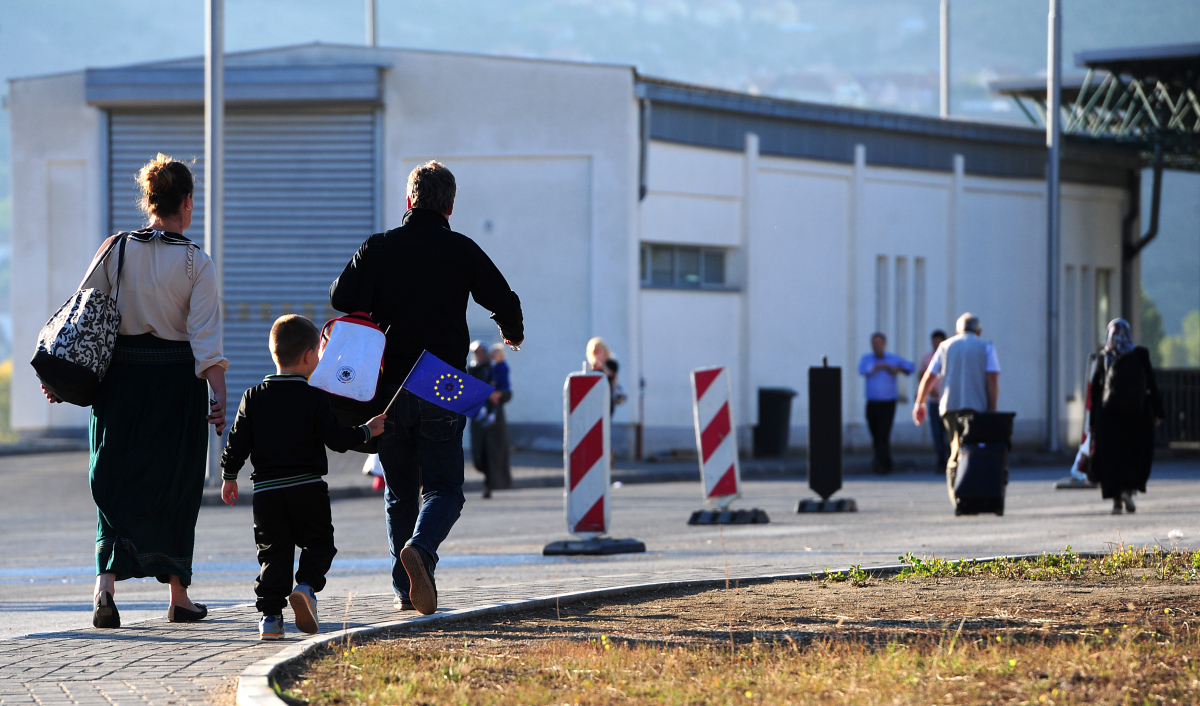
[398,350,495,417]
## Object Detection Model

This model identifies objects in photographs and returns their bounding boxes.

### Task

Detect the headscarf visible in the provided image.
[1103,318,1135,365]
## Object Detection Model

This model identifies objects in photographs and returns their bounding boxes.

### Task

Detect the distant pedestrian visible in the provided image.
[917,329,950,472]
[912,313,1000,476]
[490,343,512,399]
[467,341,513,498]
[219,315,385,640]
[586,337,627,411]
[1089,318,1164,515]
[52,155,228,629]
[857,333,914,474]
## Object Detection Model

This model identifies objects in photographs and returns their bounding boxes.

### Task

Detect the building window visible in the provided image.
[640,244,727,289]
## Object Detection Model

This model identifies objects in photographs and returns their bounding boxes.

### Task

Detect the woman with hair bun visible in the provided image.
[42,153,227,628]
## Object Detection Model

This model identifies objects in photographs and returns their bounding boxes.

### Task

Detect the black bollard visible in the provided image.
[797,357,857,512]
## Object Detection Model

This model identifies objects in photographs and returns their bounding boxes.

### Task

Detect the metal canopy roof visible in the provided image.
[991,42,1200,171]
[1075,42,1200,81]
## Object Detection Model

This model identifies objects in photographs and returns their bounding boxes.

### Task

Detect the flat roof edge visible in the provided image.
[84,64,382,107]
[636,76,1048,148]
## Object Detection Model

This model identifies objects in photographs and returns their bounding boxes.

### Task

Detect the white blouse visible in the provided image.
[81,230,228,377]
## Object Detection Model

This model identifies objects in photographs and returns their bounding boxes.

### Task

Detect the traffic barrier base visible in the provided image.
[542,537,647,556]
[796,497,858,513]
[687,508,770,525]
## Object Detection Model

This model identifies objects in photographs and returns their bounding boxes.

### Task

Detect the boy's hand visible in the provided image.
[221,480,238,506]
[366,414,387,438]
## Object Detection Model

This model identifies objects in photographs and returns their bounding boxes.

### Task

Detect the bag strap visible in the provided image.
[357,233,386,315]
[112,234,128,303]
[81,233,124,287]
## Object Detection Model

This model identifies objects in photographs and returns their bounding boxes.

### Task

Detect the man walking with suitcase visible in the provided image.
[912,313,1003,511]
[330,161,524,615]
[912,312,1000,430]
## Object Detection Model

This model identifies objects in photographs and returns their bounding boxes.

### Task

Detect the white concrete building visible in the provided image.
[8,44,1140,454]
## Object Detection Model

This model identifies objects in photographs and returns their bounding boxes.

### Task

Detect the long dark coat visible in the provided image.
[1088,346,1163,499]
[468,361,512,491]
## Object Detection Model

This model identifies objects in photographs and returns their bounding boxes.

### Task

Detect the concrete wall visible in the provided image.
[9,72,106,435]
[637,138,1127,454]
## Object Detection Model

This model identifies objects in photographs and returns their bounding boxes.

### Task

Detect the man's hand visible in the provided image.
[366,414,387,437]
[489,391,503,404]
[221,480,238,506]
[504,337,524,350]
[912,403,927,426]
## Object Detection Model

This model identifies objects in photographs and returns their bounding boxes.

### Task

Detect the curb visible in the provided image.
[235,551,1101,706]
[0,440,90,457]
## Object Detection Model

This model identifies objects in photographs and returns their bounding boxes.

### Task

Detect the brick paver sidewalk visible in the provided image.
[0,566,745,705]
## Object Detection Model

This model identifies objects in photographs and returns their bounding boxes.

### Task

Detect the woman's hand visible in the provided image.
[489,390,503,404]
[40,385,62,404]
[202,364,228,436]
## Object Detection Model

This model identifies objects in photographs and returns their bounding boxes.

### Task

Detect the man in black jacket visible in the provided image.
[330,161,523,616]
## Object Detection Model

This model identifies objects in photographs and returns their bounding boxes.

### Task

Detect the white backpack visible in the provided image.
[310,312,386,402]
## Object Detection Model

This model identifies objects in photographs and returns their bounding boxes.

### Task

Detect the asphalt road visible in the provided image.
[1,450,1196,639]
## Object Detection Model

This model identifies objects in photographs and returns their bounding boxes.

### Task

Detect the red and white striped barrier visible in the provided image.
[563,371,610,538]
[691,366,741,508]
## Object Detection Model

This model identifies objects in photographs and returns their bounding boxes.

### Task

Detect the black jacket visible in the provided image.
[221,375,370,489]
[329,208,524,385]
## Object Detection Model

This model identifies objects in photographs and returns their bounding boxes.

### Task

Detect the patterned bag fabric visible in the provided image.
[30,235,128,406]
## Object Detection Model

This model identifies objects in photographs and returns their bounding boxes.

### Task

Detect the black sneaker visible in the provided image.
[399,545,437,615]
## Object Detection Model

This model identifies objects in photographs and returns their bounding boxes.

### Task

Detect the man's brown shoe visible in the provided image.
[399,545,437,615]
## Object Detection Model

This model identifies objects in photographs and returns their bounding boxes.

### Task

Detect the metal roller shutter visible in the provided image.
[109,110,377,420]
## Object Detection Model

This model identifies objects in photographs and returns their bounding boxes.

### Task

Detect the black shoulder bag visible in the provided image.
[31,235,128,406]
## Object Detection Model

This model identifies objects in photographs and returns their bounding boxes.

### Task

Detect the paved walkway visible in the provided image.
[2,450,1196,705]
[0,567,743,706]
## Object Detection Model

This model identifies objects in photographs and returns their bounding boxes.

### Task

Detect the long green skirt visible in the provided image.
[90,333,209,586]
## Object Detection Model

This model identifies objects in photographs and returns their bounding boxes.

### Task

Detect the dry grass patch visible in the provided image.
[280,549,1200,705]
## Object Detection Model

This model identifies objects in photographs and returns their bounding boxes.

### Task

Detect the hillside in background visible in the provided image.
[0,0,1196,338]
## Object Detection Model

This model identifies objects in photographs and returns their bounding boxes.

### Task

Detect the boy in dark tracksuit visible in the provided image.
[220,315,385,640]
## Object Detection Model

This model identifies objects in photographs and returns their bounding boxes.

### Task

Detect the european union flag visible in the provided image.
[398,350,495,417]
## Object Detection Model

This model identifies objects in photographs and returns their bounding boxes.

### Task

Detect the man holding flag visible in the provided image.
[330,161,524,615]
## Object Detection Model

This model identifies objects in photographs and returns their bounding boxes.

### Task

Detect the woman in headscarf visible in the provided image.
[1088,318,1164,514]
[467,341,512,498]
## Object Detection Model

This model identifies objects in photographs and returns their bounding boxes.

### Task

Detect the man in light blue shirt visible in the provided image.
[858,332,915,474]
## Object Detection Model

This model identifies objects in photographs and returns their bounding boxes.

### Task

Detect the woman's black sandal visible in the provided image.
[93,591,121,629]
[166,603,208,623]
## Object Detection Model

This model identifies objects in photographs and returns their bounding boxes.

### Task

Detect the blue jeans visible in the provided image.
[377,388,466,600]
[927,400,950,471]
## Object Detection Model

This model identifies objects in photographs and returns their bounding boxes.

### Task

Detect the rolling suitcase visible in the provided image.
[953,442,1008,515]
[947,411,1015,516]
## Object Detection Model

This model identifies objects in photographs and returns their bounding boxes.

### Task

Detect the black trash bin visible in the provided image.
[753,387,797,458]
